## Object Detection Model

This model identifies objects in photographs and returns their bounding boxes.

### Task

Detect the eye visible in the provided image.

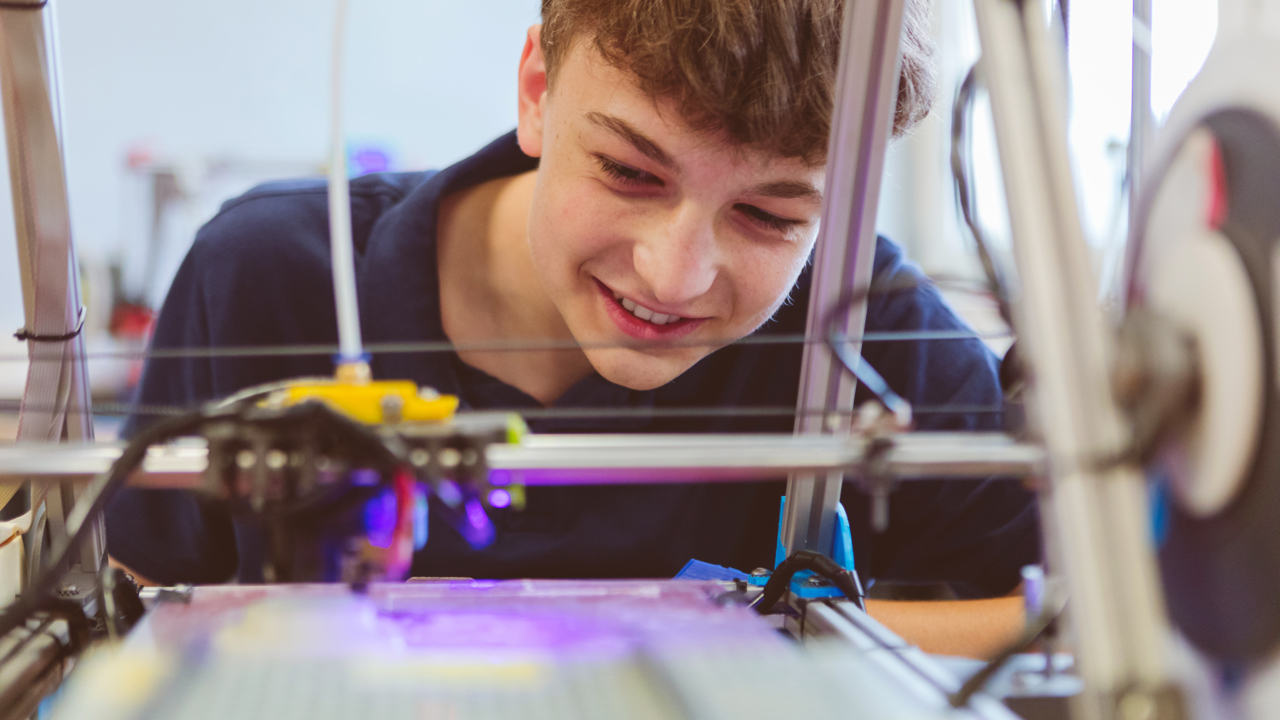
[735,203,802,233]
[594,155,663,187]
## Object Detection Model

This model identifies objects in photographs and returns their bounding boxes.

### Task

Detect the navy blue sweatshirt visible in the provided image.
[106,133,1039,597]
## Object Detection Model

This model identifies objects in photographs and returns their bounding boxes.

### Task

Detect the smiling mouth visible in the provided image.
[609,289,685,325]
[593,279,705,341]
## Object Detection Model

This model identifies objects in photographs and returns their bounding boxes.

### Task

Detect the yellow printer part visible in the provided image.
[279,380,460,425]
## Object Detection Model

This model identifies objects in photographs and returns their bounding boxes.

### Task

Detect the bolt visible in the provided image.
[750,568,772,578]
[440,448,462,468]
[805,576,826,587]
[871,483,891,533]
[410,448,430,467]
[1118,691,1157,720]
[265,449,288,470]
[381,394,405,424]
[235,450,257,470]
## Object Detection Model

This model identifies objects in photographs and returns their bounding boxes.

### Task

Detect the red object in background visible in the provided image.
[110,302,156,389]
[110,302,155,340]
[1207,137,1229,229]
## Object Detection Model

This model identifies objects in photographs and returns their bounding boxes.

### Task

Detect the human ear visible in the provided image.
[516,25,548,158]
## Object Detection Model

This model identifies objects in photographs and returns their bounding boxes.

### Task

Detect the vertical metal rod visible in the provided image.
[974,0,1176,717]
[782,0,906,557]
[1128,0,1153,244]
[0,0,100,573]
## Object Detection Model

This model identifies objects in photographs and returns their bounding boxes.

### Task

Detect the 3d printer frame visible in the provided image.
[0,2,1191,720]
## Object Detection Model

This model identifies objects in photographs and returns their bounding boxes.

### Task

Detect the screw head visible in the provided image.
[440,448,462,468]
[1118,691,1157,720]
[750,568,771,577]
[265,449,288,470]
[410,448,430,467]
[380,394,405,423]
[235,449,256,470]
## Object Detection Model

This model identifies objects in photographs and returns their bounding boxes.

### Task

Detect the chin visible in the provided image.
[585,347,699,391]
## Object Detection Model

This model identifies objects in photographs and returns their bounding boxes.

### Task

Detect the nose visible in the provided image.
[632,202,719,307]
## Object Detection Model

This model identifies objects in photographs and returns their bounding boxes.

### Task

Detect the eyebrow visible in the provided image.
[585,110,822,203]
[585,111,675,169]
[748,179,823,203]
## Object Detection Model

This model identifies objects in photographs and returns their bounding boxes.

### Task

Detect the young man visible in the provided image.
[108,0,1039,656]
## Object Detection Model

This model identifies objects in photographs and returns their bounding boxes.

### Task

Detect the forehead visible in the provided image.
[548,41,826,182]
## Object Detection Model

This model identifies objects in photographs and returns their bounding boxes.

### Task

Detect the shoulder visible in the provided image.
[219,170,429,215]
[175,171,434,301]
[862,239,1003,429]
[198,171,433,259]
[758,236,950,335]
[763,236,1002,429]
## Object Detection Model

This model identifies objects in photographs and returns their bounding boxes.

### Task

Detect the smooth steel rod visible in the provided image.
[0,432,1045,488]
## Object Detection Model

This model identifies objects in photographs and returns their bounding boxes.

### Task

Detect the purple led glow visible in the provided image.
[461,498,496,549]
[488,488,512,509]
[363,489,396,549]
[436,479,463,507]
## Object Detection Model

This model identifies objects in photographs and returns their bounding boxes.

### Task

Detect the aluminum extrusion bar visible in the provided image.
[783,0,906,560]
[0,432,1045,487]
[803,600,1021,720]
[974,0,1177,717]
[0,0,100,573]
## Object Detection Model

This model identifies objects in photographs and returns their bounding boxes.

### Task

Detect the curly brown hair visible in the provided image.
[540,0,936,165]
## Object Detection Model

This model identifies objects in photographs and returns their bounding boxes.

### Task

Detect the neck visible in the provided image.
[437,170,595,406]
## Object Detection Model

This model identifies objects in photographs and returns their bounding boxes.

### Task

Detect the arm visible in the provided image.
[107,556,160,588]
[866,596,1025,660]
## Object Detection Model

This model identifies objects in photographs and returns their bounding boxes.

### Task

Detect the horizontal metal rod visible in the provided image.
[0,432,1044,487]
[0,329,1012,365]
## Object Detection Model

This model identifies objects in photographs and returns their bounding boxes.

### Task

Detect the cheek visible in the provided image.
[530,174,636,276]
[727,242,811,325]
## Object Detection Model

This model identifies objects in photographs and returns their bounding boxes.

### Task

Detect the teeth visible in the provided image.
[610,286,684,325]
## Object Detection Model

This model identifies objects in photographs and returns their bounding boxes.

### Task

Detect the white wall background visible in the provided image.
[0,0,541,402]
[1,0,540,321]
[0,0,1224,405]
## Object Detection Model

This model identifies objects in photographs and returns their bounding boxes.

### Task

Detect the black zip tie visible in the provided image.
[15,307,85,342]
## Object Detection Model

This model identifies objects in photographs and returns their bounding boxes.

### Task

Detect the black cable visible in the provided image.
[948,605,1062,708]
[752,550,866,614]
[824,288,914,424]
[14,307,86,343]
[0,393,415,640]
[0,408,211,640]
[951,65,1015,329]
